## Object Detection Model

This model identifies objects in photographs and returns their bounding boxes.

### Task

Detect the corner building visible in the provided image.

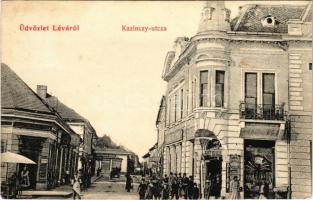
[161,1,312,199]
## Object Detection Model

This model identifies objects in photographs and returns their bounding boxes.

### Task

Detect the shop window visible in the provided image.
[215,71,225,107]
[200,71,208,107]
[244,140,275,199]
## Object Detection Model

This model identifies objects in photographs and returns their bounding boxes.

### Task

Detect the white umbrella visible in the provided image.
[1,151,36,164]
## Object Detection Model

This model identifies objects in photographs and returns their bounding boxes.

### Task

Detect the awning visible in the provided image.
[14,128,56,140]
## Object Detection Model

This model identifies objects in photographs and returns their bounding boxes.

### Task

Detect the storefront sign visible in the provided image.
[240,123,280,140]
[39,163,47,180]
[226,154,241,193]
[203,149,222,157]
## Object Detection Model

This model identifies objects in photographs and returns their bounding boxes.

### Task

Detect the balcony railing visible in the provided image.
[239,101,285,120]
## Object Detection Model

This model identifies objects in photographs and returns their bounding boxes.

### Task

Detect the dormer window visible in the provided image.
[261,16,277,27]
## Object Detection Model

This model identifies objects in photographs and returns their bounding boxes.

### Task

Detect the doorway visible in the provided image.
[203,139,222,199]
[204,157,222,198]
[244,140,275,199]
[19,136,44,190]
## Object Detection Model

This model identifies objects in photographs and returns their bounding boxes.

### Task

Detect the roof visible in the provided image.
[148,143,158,152]
[45,95,85,122]
[231,4,308,33]
[44,92,97,137]
[156,96,166,125]
[142,152,150,159]
[1,64,81,142]
[1,63,53,114]
[94,147,132,155]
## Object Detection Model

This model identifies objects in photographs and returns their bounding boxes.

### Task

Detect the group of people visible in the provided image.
[6,166,30,198]
[137,172,200,200]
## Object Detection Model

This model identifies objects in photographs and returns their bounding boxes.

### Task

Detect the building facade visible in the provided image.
[94,148,133,178]
[37,85,98,183]
[160,1,312,199]
[1,64,80,190]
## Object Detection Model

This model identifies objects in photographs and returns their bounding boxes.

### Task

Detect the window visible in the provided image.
[180,89,184,119]
[191,81,194,110]
[262,73,275,118]
[169,98,172,123]
[245,73,257,117]
[243,72,277,120]
[200,71,208,107]
[215,71,225,107]
[186,89,189,115]
[174,94,177,122]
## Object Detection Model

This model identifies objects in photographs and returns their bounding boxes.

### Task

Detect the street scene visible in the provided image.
[1,1,313,199]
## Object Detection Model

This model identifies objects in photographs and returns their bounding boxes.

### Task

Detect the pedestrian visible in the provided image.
[162,176,170,200]
[73,173,81,200]
[193,183,200,200]
[187,176,194,199]
[182,173,189,199]
[177,173,183,198]
[156,176,163,199]
[138,178,147,200]
[171,174,179,199]
[20,166,30,189]
[9,172,18,198]
[230,176,240,200]
[168,172,174,196]
[145,180,154,199]
[97,167,101,177]
[125,173,133,192]
[151,173,160,199]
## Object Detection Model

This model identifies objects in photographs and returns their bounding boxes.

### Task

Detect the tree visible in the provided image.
[95,135,119,149]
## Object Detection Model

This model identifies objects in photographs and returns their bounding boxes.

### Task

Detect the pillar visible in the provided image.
[176,143,182,174]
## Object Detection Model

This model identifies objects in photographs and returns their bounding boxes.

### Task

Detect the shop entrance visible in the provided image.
[203,139,222,199]
[19,136,44,190]
[244,140,275,199]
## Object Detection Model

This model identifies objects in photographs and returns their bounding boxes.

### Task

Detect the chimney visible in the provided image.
[37,85,47,99]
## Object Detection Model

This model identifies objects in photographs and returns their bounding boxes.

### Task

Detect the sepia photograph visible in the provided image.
[1,0,312,199]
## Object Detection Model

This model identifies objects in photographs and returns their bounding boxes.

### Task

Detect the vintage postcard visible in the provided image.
[1,1,312,199]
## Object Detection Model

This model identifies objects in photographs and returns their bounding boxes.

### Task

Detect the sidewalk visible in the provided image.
[20,176,102,198]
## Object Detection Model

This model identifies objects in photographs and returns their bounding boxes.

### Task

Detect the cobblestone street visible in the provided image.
[81,179,138,200]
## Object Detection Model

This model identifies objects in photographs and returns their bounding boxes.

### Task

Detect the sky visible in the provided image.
[2,1,309,158]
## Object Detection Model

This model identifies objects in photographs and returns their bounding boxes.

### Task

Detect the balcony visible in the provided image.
[239,101,285,121]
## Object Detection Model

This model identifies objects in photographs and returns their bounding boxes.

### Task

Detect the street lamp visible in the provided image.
[198,136,211,198]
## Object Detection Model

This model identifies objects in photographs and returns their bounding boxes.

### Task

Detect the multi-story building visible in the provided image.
[1,63,80,190]
[160,1,312,199]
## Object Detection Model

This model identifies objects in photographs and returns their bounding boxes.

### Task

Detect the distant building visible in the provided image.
[155,96,166,175]
[1,63,80,190]
[159,1,312,199]
[94,148,132,178]
[142,143,160,176]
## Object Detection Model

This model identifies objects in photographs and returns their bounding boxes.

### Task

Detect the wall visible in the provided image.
[288,41,312,199]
